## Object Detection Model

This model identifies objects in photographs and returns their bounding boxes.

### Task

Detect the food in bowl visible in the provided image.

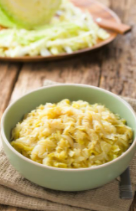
[11,99,133,169]
[1,85,136,191]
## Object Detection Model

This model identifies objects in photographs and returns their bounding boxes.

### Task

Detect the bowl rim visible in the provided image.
[1,84,136,172]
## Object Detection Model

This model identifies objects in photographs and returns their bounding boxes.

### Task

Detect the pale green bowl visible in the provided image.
[1,84,136,191]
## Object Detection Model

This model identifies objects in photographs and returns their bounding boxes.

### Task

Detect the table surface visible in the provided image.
[0,0,136,210]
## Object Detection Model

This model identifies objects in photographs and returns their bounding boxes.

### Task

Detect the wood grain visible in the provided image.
[0,62,21,119]
[0,205,30,211]
[99,0,136,98]
[10,52,102,103]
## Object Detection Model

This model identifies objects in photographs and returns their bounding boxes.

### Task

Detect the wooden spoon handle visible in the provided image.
[95,18,131,34]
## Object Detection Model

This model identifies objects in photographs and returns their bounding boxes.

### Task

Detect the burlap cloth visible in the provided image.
[0,80,136,211]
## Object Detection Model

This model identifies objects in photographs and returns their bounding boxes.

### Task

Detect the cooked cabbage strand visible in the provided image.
[11,99,133,168]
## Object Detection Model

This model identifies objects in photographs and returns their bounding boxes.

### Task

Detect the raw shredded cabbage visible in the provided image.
[11,99,133,168]
[0,0,109,57]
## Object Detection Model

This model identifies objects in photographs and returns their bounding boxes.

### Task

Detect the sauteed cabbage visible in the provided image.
[11,99,133,168]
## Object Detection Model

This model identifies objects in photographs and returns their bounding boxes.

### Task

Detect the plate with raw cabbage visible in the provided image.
[0,0,120,61]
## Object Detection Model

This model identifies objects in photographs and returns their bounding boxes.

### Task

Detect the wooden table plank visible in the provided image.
[99,0,136,98]
[0,62,22,119]
[0,205,29,211]
[10,53,102,103]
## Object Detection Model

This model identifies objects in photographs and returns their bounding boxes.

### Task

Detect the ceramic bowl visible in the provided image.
[1,84,136,191]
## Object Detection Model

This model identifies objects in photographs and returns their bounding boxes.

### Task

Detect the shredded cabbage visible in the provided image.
[0,0,109,57]
[11,99,133,168]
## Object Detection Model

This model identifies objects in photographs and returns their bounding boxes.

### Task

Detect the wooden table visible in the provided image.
[0,0,136,210]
